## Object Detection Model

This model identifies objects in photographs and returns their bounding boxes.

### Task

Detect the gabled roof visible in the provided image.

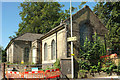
[15,33,43,41]
[64,5,108,33]
[5,33,43,50]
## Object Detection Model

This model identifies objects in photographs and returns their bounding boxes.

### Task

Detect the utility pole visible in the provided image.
[70,0,74,78]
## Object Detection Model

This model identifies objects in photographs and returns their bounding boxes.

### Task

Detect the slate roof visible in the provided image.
[5,33,43,50]
[15,33,44,41]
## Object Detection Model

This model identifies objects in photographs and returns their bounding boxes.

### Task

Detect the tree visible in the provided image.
[0,45,6,62]
[8,2,87,39]
[76,34,106,78]
[78,34,106,65]
[78,2,86,9]
[17,2,87,36]
[17,2,70,36]
[0,46,2,63]
[2,50,6,62]
[93,2,120,52]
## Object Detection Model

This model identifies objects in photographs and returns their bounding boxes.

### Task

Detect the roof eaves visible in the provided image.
[40,23,66,40]
[5,33,28,51]
[5,33,43,51]
[5,39,14,51]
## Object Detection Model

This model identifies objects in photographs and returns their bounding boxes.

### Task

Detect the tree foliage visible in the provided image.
[0,45,6,62]
[93,2,120,50]
[78,2,86,9]
[8,2,87,39]
[16,2,87,36]
[76,34,106,78]
[78,34,106,66]
[2,50,6,62]
[17,2,70,36]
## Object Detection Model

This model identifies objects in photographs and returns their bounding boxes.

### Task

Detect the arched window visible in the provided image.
[24,47,29,62]
[44,43,47,61]
[80,24,93,46]
[51,40,55,60]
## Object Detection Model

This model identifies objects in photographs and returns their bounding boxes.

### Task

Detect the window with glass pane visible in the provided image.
[80,24,93,46]
[51,40,55,60]
[44,43,47,61]
[24,47,29,62]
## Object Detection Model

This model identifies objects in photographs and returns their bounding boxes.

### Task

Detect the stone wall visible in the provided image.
[42,28,67,69]
[67,7,90,58]
[60,58,71,76]
[6,43,14,63]
[89,9,108,35]
[57,28,67,59]
[42,33,57,65]
[65,6,107,78]
[13,40,31,63]
[29,40,41,64]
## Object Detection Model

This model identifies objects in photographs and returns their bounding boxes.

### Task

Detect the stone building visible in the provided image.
[5,5,108,77]
[5,33,43,63]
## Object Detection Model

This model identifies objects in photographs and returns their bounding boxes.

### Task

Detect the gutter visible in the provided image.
[40,23,66,40]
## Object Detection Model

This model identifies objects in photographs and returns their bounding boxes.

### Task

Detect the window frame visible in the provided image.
[44,43,48,61]
[24,47,29,63]
[51,40,56,60]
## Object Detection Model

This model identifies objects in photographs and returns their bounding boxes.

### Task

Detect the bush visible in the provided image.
[53,59,60,69]
[77,33,106,73]
[44,59,60,71]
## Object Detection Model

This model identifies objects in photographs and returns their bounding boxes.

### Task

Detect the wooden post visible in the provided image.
[2,63,5,79]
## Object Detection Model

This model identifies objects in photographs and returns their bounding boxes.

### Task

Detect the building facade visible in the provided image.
[5,5,108,77]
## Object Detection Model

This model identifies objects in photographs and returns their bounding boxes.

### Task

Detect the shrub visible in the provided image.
[77,33,106,74]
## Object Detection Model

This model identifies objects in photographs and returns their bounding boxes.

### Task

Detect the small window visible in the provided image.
[44,43,48,61]
[51,40,55,60]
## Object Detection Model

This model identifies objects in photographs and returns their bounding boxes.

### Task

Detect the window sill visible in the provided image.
[42,60,56,64]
